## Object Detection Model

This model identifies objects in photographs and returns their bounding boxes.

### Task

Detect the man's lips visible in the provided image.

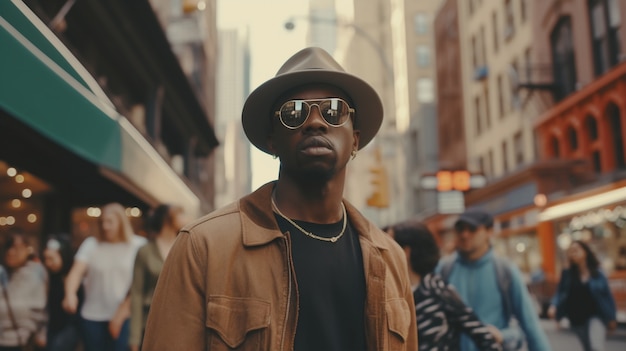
[298,137,334,156]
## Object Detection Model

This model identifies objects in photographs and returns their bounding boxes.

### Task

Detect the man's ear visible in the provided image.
[352,130,361,151]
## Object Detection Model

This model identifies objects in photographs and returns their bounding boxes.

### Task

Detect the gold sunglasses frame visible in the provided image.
[274,98,355,130]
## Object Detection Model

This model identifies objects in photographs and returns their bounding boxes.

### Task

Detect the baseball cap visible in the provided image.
[454,210,494,230]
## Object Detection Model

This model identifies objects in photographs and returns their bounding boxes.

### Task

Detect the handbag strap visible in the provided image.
[1,278,26,348]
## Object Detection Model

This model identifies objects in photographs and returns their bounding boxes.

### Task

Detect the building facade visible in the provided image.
[432,0,626,320]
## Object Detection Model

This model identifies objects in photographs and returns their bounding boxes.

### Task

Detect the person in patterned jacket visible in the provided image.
[391,220,503,351]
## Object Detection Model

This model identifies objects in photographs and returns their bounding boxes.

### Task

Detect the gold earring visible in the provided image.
[351,150,357,160]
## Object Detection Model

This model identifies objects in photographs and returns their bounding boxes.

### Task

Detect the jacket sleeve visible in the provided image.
[442,286,501,351]
[129,248,146,347]
[508,264,552,351]
[142,231,206,350]
[595,271,617,322]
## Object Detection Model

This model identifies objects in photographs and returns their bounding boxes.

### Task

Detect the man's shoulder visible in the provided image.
[182,201,242,236]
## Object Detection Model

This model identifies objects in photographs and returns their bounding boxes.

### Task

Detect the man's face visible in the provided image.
[454,221,491,259]
[268,84,360,183]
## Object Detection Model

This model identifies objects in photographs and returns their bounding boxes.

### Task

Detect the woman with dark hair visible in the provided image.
[0,228,47,351]
[42,234,82,351]
[548,240,617,351]
[129,204,186,351]
[392,220,502,351]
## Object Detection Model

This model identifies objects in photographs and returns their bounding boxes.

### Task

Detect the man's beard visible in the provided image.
[292,165,334,185]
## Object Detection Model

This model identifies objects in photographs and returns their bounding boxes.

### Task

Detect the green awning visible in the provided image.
[0,1,201,217]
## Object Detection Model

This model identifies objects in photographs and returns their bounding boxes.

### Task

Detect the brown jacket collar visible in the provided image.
[239,182,390,250]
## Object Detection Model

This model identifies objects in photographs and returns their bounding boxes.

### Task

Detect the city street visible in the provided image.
[541,319,626,351]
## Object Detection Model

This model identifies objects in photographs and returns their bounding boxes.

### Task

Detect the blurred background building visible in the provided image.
[1,0,219,247]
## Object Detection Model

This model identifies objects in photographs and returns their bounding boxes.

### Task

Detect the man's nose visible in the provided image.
[303,105,328,130]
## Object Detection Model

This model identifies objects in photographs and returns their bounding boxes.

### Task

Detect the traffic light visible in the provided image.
[366,149,390,208]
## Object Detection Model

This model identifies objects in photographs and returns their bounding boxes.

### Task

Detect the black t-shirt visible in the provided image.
[274,213,367,351]
[566,275,598,326]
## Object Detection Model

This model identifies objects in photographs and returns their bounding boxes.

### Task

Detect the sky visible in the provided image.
[217,0,311,189]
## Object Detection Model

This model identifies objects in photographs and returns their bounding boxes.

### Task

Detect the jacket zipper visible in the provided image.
[280,235,293,351]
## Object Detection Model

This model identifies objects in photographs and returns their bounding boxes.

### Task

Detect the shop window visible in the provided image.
[551,16,577,101]
[607,103,625,169]
[567,126,578,151]
[589,0,621,76]
[586,115,599,140]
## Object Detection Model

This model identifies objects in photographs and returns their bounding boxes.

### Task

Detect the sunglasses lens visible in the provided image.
[279,100,309,128]
[319,99,350,126]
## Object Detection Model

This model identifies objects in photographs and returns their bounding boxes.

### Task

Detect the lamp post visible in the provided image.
[284,16,394,83]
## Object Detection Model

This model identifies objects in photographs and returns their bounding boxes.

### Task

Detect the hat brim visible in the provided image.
[242,69,383,154]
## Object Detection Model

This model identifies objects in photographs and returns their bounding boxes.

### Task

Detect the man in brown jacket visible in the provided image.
[142,47,417,351]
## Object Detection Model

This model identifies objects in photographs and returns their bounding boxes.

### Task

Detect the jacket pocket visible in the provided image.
[206,295,271,350]
[386,298,411,350]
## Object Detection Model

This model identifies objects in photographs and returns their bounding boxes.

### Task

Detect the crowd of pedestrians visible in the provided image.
[0,201,184,351]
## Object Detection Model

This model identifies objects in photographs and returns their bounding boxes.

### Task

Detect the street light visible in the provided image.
[284,16,394,83]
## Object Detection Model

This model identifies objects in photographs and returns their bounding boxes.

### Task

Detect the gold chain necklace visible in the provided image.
[271,194,347,243]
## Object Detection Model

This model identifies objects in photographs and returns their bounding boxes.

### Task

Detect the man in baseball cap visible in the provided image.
[143,47,417,351]
[439,208,551,351]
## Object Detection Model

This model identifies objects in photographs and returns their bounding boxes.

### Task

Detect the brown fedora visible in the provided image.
[242,47,383,154]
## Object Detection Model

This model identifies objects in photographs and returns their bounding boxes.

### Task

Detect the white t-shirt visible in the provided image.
[75,235,147,321]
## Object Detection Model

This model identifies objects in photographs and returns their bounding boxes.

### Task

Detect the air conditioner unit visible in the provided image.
[474,65,489,81]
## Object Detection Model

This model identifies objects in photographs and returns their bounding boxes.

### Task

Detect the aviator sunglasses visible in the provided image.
[274,98,355,129]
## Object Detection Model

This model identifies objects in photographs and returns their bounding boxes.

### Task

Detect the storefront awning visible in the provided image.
[0,1,201,217]
[539,185,626,222]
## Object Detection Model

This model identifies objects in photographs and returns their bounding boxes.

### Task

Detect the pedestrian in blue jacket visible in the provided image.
[437,210,551,351]
[548,240,617,351]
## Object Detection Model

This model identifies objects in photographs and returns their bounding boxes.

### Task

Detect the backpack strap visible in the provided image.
[493,256,513,321]
[439,254,457,284]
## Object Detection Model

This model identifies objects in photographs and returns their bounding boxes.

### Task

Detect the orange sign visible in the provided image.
[436,170,471,192]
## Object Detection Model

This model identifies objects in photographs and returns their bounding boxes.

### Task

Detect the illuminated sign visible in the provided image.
[420,171,487,192]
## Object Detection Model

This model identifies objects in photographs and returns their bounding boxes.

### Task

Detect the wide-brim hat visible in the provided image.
[242,47,384,154]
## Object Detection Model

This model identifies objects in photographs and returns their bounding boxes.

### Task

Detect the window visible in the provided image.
[524,47,532,81]
[416,45,431,67]
[607,103,625,168]
[551,16,577,100]
[514,131,524,165]
[585,115,599,140]
[497,74,505,117]
[567,126,578,151]
[521,0,528,23]
[589,0,622,76]
[474,95,482,135]
[480,26,487,66]
[484,83,491,129]
[504,0,515,40]
[492,12,499,53]
[510,58,519,110]
[414,13,429,35]
[502,140,509,173]
[551,136,560,159]
[479,156,485,174]
[488,149,494,177]
[471,35,478,69]
[417,78,434,102]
